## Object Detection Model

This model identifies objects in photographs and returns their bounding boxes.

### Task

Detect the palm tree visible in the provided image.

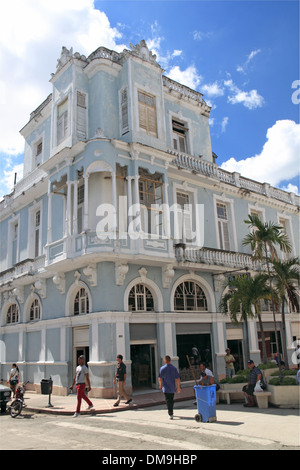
[219,273,271,364]
[271,257,300,369]
[243,215,292,375]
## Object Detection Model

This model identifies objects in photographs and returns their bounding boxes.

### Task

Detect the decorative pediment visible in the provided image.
[128,40,159,66]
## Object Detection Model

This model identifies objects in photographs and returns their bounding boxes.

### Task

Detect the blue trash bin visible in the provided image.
[194,385,217,422]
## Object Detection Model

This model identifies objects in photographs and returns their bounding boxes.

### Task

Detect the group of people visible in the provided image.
[9,347,299,418]
[70,354,133,417]
[70,354,216,419]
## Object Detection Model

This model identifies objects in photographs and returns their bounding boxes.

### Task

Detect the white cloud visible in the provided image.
[193,31,212,41]
[201,81,224,98]
[221,120,300,187]
[221,117,229,133]
[0,0,125,156]
[224,79,264,109]
[279,183,299,196]
[237,49,261,74]
[167,65,202,90]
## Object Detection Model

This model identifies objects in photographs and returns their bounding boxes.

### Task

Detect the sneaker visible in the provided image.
[87,405,94,410]
[113,403,119,407]
[73,413,79,417]
[125,399,132,405]
[169,415,174,420]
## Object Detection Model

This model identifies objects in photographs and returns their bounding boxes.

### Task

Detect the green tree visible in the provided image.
[219,273,271,364]
[243,215,292,375]
[271,257,300,369]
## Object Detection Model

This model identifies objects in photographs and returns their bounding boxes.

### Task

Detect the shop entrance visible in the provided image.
[176,333,212,382]
[130,343,157,390]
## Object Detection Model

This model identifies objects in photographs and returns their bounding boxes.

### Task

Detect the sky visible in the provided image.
[0,0,299,200]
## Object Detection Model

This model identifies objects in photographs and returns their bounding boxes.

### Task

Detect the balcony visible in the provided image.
[0,256,46,287]
[174,244,261,272]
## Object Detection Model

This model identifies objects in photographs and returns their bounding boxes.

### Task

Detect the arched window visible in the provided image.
[7,304,19,324]
[174,281,208,311]
[30,298,41,321]
[74,287,89,315]
[128,284,154,312]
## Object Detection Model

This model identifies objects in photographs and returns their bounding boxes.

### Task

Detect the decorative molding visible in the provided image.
[138,267,148,281]
[53,273,66,295]
[34,279,46,299]
[162,264,175,289]
[213,274,225,292]
[115,262,129,286]
[13,286,24,304]
[83,264,97,287]
[128,40,159,66]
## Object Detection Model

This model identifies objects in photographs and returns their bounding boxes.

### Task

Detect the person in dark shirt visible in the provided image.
[158,355,181,419]
[243,359,266,407]
[113,354,132,407]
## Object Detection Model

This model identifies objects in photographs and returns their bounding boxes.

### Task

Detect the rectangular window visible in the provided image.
[120,88,129,134]
[77,183,84,234]
[176,192,192,243]
[138,90,157,137]
[35,139,43,167]
[217,203,230,251]
[139,171,163,235]
[12,222,18,265]
[77,91,87,140]
[35,210,41,257]
[172,119,188,153]
[57,98,69,144]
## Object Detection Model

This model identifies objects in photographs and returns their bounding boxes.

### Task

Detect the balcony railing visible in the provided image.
[170,152,300,207]
[175,244,261,271]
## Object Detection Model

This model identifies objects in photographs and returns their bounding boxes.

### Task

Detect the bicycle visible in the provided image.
[9,381,29,418]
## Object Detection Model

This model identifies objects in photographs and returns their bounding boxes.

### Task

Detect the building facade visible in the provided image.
[0,41,299,397]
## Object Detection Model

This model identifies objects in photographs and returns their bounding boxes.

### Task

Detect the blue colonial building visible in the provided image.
[0,41,299,397]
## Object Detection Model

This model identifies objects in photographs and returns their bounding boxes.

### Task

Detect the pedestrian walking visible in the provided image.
[70,355,94,417]
[113,354,132,407]
[158,355,181,419]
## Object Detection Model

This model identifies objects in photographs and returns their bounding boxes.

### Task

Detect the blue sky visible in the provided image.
[0,0,299,199]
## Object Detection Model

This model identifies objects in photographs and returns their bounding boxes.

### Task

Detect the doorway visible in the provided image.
[130,343,157,390]
[227,339,244,372]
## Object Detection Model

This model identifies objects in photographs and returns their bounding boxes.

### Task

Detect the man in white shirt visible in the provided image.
[70,355,94,417]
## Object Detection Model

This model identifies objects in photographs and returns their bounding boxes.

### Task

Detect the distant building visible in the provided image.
[0,41,299,396]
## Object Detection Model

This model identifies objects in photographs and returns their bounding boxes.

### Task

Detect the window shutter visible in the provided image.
[77,91,87,140]
[57,98,68,144]
[138,102,147,130]
[138,90,157,137]
[121,88,129,133]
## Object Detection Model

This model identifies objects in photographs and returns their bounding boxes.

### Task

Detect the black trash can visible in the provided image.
[40,377,53,407]
[40,378,53,395]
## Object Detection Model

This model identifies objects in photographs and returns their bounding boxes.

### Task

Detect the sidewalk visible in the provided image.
[23,386,195,415]
[14,387,300,447]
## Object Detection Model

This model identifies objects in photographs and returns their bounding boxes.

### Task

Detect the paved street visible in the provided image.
[0,400,299,451]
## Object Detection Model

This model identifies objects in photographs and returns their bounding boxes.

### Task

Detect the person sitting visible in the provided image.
[243,359,266,407]
[199,371,214,386]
